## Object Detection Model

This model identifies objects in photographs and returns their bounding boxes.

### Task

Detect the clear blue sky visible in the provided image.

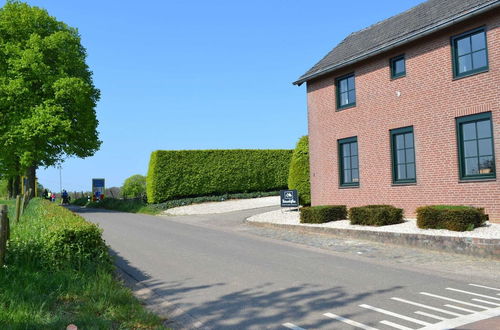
[17,0,424,192]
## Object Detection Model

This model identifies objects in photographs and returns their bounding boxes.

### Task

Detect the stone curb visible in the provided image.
[244,220,500,260]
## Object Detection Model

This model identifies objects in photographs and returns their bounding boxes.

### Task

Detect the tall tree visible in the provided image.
[0,1,101,196]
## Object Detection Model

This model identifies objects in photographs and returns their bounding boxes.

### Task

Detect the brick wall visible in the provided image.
[306,11,500,222]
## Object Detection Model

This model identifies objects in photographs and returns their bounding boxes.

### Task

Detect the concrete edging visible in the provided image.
[245,220,500,260]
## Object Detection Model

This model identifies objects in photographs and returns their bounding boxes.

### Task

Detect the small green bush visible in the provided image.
[349,205,404,226]
[147,149,292,203]
[72,196,89,206]
[300,205,347,224]
[416,205,488,231]
[288,135,311,206]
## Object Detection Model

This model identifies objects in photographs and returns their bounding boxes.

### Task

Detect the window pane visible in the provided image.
[462,122,476,140]
[479,156,494,174]
[465,158,479,175]
[340,92,348,106]
[347,76,355,90]
[397,164,406,180]
[395,58,405,74]
[350,142,358,156]
[348,90,356,104]
[351,156,358,169]
[476,120,491,138]
[396,135,405,149]
[472,50,487,69]
[478,139,493,156]
[343,156,351,170]
[458,54,472,73]
[344,170,352,183]
[342,144,350,157]
[405,148,415,163]
[456,37,471,56]
[404,133,414,148]
[340,79,348,92]
[397,150,406,164]
[406,163,416,179]
[471,32,486,51]
[351,169,359,182]
[464,140,478,157]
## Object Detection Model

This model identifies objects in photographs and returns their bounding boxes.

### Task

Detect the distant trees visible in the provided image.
[121,175,146,200]
[0,1,100,197]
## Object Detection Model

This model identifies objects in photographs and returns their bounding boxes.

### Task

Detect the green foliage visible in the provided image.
[416,205,488,231]
[300,205,347,224]
[0,179,7,198]
[122,174,146,199]
[147,149,292,203]
[71,196,89,206]
[288,136,311,205]
[0,1,100,181]
[349,205,404,226]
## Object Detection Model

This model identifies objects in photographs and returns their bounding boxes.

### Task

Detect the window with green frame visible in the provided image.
[336,74,355,109]
[390,126,416,184]
[390,55,406,79]
[338,137,359,187]
[451,27,488,78]
[456,112,496,180]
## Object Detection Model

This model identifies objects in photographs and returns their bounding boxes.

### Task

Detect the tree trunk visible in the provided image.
[7,177,14,199]
[25,166,36,198]
[12,175,20,198]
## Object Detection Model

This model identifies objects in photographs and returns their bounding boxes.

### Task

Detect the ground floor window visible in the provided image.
[390,126,416,184]
[338,136,359,187]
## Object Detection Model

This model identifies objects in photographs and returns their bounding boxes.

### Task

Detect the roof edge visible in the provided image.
[293,1,500,86]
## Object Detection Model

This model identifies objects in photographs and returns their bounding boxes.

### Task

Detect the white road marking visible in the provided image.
[379,320,414,330]
[420,292,490,309]
[418,306,500,330]
[359,304,431,326]
[414,311,447,321]
[446,287,500,301]
[282,323,306,330]
[469,283,500,292]
[444,304,478,313]
[472,298,500,307]
[323,312,379,330]
[391,297,463,316]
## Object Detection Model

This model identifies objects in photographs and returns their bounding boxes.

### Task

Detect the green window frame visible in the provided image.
[451,27,489,78]
[456,112,496,181]
[390,126,416,184]
[390,55,406,79]
[336,73,356,110]
[338,136,359,187]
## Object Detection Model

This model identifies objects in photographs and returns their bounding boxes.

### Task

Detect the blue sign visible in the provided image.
[92,179,105,188]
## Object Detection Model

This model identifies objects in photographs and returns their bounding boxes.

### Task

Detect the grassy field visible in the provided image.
[0,198,165,329]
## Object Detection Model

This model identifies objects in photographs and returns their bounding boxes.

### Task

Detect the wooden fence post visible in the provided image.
[20,195,26,217]
[15,195,21,223]
[0,204,9,267]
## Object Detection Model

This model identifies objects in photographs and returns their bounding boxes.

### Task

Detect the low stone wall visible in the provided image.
[246,221,500,260]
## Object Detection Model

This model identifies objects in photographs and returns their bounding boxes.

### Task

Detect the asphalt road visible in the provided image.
[73,207,500,330]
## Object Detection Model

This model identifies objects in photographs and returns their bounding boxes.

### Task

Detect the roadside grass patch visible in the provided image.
[300,205,347,224]
[0,198,164,328]
[349,205,404,226]
[416,205,488,231]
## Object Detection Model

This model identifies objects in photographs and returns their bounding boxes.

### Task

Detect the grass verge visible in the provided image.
[0,198,164,329]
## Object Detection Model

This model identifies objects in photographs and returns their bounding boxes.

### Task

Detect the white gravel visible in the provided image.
[163,196,280,215]
[247,209,500,239]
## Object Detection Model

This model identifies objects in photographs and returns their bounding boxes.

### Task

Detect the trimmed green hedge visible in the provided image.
[300,205,347,224]
[147,149,292,203]
[416,205,488,231]
[288,135,311,206]
[349,205,404,226]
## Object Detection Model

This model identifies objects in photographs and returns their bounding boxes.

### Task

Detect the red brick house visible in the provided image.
[294,0,500,222]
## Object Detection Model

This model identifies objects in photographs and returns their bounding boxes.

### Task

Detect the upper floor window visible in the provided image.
[338,136,359,187]
[390,126,416,184]
[451,27,488,78]
[336,74,356,110]
[390,55,406,79]
[456,112,496,180]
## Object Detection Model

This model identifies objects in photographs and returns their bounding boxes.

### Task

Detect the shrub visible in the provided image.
[122,174,146,199]
[416,205,488,231]
[147,149,292,203]
[349,205,404,226]
[72,196,89,206]
[288,135,311,206]
[300,205,347,224]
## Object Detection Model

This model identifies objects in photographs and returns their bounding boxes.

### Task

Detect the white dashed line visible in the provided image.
[446,287,500,301]
[471,298,500,307]
[379,320,414,330]
[420,292,490,309]
[444,304,478,313]
[418,306,500,330]
[359,304,431,326]
[414,311,448,321]
[282,323,306,330]
[469,283,500,292]
[391,297,463,317]
[323,312,379,330]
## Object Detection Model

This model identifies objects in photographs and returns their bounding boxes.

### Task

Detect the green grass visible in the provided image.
[82,191,281,215]
[0,198,165,329]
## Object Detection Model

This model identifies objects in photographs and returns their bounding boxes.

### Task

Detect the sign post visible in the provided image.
[280,189,299,212]
[92,178,105,201]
